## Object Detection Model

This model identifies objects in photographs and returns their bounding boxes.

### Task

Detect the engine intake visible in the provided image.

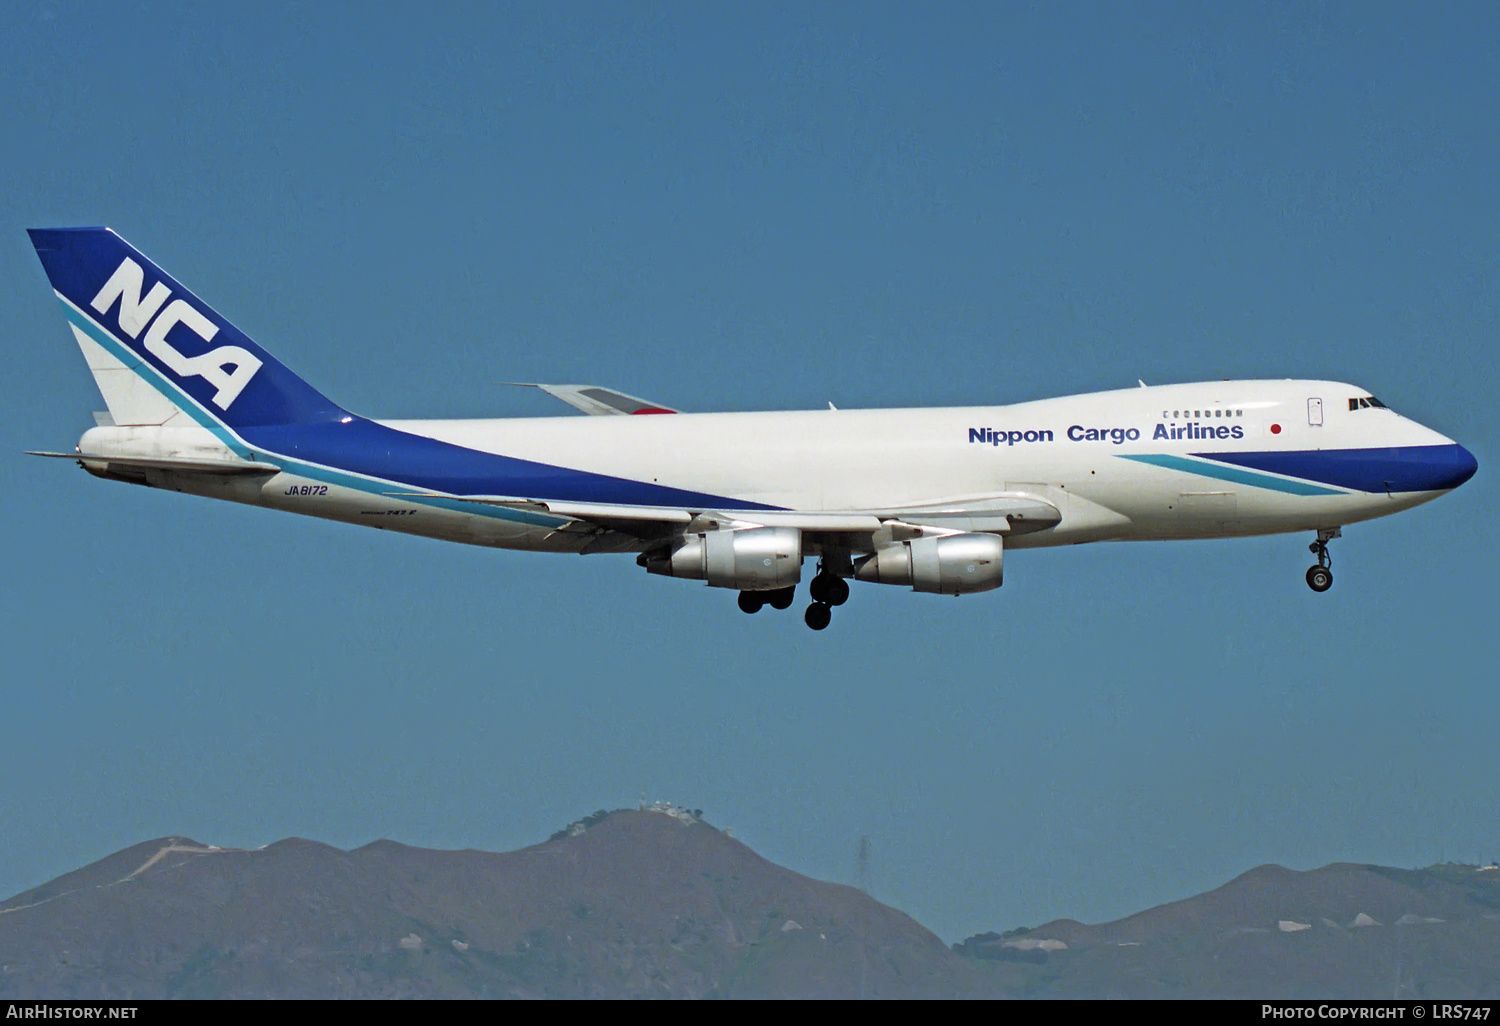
[644,526,802,591]
[854,533,1003,595]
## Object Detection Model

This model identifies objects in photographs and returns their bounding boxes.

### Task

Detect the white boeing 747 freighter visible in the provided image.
[28,229,1477,629]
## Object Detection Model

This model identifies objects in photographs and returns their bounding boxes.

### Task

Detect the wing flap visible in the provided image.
[863,494,1061,535]
[390,493,697,524]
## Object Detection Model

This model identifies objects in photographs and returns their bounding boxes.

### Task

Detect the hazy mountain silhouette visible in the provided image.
[954,861,1500,998]
[0,809,984,998]
[5,809,1499,998]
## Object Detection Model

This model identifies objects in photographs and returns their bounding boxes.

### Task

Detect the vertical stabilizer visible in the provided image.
[28,228,348,430]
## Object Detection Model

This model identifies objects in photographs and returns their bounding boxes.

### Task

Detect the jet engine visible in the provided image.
[853,533,1003,595]
[643,526,802,591]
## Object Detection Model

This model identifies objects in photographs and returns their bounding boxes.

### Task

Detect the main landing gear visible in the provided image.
[1306,527,1340,593]
[736,563,852,630]
[804,570,850,631]
[738,586,796,614]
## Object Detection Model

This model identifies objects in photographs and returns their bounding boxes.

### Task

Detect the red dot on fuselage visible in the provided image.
[1270,423,1282,434]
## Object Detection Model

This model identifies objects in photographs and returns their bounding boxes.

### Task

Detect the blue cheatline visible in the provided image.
[1117,453,1345,496]
[1192,445,1478,494]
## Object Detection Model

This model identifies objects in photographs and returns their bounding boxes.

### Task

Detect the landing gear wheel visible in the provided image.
[808,575,830,603]
[804,602,832,631]
[824,576,850,606]
[808,574,850,607]
[767,586,796,610]
[1304,527,1339,593]
[738,591,764,614]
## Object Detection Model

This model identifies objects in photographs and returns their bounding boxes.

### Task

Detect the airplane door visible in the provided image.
[1308,397,1323,426]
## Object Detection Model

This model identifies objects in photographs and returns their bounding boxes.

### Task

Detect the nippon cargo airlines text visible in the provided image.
[26,227,1477,631]
[968,422,1245,446]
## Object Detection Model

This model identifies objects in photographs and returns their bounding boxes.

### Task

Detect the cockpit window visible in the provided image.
[1349,396,1390,411]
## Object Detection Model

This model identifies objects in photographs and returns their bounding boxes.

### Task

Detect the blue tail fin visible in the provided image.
[29,228,347,428]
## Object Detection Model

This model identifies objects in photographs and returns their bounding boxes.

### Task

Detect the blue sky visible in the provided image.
[1,1,1496,943]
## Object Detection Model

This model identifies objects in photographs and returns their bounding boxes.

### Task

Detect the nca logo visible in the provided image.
[90,257,262,411]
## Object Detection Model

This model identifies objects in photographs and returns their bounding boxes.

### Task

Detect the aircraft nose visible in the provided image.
[1428,443,1478,490]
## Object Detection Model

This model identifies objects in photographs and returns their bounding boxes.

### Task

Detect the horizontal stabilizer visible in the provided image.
[28,450,281,475]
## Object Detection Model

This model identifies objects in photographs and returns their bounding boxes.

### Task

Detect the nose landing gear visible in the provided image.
[1306,527,1340,592]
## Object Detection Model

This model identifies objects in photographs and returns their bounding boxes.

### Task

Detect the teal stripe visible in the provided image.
[1118,453,1345,496]
[58,297,566,529]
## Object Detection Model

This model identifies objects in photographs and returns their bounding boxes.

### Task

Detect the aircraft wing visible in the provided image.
[503,383,679,416]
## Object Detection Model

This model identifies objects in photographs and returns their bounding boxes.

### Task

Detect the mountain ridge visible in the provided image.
[5,811,1499,998]
[0,810,982,999]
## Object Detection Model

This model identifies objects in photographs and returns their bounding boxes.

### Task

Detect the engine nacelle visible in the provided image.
[644,526,802,591]
[854,533,1003,595]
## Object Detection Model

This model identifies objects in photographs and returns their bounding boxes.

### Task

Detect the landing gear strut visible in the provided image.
[1305,527,1339,593]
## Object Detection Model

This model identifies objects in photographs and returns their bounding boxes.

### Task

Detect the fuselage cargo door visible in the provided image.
[1307,397,1323,426]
